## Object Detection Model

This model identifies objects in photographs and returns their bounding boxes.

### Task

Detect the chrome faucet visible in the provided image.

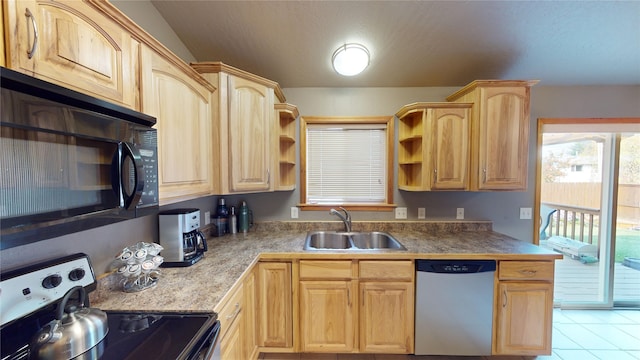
[330,207,351,232]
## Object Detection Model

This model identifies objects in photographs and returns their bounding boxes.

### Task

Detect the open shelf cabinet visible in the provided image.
[275,103,299,191]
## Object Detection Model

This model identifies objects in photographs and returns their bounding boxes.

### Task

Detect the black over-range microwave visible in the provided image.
[0,67,159,250]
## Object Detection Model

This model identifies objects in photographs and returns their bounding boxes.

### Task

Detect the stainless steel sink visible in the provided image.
[303,231,406,251]
[305,231,351,249]
[350,232,407,250]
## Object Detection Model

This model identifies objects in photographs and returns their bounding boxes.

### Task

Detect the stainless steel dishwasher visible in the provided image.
[415,259,496,355]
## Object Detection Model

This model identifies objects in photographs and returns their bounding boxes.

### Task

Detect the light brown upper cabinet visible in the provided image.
[396,102,472,191]
[447,80,538,191]
[140,46,215,203]
[3,0,139,110]
[192,62,286,194]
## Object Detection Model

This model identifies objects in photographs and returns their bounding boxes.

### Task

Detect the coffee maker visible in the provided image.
[158,208,207,267]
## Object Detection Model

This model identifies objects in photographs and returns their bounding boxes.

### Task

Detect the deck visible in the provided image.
[550,251,640,304]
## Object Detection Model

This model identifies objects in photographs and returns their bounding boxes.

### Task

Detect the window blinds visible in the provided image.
[306,124,387,204]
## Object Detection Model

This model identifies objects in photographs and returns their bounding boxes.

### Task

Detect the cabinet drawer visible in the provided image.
[217,283,244,337]
[359,260,413,280]
[499,261,554,281]
[299,260,353,279]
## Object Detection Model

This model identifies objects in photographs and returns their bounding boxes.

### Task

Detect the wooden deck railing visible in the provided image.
[541,202,601,246]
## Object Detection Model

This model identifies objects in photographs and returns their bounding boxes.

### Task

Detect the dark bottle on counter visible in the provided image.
[215,198,229,235]
[229,206,238,234]
[238,201,252,233]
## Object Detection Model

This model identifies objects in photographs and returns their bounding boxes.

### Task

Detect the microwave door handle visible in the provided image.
[121,142,144,209]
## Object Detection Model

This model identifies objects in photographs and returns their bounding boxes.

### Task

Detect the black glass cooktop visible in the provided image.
[1,310,218,360]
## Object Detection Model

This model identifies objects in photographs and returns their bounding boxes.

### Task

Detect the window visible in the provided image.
[300,116,394,210]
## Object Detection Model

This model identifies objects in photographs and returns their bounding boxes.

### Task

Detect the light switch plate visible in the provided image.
[520,207,532,219]
[456,208,464,220]
[291,207,299,219]
[395,207,407,219]
[418,208,426,219]
[204,211,211,225]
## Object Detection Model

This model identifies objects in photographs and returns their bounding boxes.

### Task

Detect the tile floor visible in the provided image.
[259,309,640,360]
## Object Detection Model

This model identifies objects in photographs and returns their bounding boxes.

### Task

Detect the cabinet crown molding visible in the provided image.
[395,102,473,118]
[446,80,539,101]
[191,61,286,103]
[275,103,299,118]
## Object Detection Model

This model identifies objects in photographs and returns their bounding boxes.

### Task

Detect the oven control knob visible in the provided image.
[69,268,86,281]
[42,274,62,289]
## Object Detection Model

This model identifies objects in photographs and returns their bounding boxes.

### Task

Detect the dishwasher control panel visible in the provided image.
[416,260,496,274]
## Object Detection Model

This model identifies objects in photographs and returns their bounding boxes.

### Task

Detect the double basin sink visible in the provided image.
[303,231,406,251]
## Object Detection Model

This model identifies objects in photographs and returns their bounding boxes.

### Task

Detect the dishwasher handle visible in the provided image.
[416,260,496,274]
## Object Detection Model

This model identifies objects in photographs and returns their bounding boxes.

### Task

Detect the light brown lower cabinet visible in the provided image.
[217,282,244,359]
[227,258,554,358]
[298,260,414,354]
[359,282,414,353]
[257,262,293,350]
[220,311,244,359]
[494,261,554,355]
[300,280,356,353]
[244,266,259,359]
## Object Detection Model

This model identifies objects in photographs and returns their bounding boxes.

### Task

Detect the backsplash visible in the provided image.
[202,220,492,236]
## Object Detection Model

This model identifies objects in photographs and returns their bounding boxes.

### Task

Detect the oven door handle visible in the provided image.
[121,142,144,210]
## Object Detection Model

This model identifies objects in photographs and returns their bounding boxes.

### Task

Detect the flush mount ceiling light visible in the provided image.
[331,43,370,76]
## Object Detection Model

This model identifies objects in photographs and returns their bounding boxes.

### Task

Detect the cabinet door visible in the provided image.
[243,268,259,359]
[257,262,292,348]
[495,281,553,355]
[299,280,356,353]
[359,282,414,354]
[140,46,213,203]
[477,86,529,190]
[220,312,245,360]
[429,106,470,190]
[4,0,138,109]
[228,75,273,192]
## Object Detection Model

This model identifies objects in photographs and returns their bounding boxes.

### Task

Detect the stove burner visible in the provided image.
[117,314,162,333]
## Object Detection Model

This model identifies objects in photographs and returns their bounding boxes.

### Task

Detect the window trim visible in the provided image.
[299,116,395,211]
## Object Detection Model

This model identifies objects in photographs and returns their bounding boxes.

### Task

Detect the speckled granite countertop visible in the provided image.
[89,221,560,313]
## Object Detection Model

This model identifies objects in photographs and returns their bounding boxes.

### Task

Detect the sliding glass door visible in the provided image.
[537,119,639,308]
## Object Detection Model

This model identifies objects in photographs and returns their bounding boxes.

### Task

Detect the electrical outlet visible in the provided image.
[291,206,299,219]
[456,208,464,220]
[395,207,407,219]
[418,207,426,219]
[520,207,532,220]
[204,211,211,225]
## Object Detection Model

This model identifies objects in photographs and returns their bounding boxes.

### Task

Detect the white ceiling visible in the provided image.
[150,0,640,88]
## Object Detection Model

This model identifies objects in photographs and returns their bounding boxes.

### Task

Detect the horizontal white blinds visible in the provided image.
[306,125,386,204]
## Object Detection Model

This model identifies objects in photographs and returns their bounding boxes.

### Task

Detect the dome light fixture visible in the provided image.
[331,43,370,76]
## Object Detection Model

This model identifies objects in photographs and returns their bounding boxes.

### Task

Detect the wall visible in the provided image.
[110,0,196,63]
